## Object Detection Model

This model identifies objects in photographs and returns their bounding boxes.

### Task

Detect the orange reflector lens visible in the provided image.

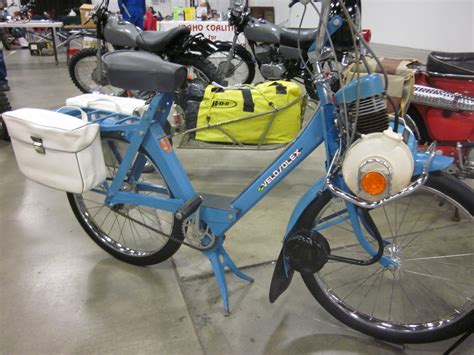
[361,171,387,195]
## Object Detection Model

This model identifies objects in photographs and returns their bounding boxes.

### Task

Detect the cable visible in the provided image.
[296,3,314,78]
[308,1,351,146]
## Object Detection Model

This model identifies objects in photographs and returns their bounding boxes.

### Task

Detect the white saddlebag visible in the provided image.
[3,108,106,193]
[66,94,147,116]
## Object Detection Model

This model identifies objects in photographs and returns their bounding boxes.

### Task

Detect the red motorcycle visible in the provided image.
[408,51,474,178]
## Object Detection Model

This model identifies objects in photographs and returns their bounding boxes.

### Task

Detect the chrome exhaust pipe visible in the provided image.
[412,85,474,112]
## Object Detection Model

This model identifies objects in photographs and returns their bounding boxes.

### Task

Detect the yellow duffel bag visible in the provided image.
[194,81,303,145]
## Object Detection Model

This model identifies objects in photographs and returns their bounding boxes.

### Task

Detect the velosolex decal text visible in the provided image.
[258,148,302,191]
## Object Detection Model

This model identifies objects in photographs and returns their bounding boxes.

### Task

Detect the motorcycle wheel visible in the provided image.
[298,172,474,344]
[0,92,12,141]
[68,48,125,96]
[205,42,255,86]
[407,105,431,144]
[172,55,225,86]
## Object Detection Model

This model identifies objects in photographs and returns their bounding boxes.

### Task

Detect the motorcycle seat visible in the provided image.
[427,51,474,76]
[102,51,187,92]
[136,26,191,53]
[280,27,318,49]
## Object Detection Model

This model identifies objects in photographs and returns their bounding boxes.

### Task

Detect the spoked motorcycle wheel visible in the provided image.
[297,172,473,343]
[205,42,255,86]
[67,136,185,266]
[173,54,225,86]
[68,48,125,96]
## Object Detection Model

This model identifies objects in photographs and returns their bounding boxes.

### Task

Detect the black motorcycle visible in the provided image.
[208,0,362,95]
[68,0,224,95]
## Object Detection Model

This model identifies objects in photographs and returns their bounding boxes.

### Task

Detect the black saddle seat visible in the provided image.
[136,26,191,53]
[102,51,187,92]
[280,27,318,49]
[427,51,474,76]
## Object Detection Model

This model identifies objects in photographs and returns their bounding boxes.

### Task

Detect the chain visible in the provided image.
[113,209,216,251]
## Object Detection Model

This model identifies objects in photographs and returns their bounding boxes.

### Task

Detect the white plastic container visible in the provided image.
[342,128,414,201]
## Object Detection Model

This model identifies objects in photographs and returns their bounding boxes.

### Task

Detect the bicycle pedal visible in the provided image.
[175,195,203,221]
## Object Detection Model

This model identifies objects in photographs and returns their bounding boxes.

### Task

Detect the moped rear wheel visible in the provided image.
[67,136,184,266]
[298,172,473,343]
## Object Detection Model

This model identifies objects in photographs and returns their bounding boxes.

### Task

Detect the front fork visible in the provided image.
[93,38,108,85]
[345,202,396,268]
[221,33,239,77]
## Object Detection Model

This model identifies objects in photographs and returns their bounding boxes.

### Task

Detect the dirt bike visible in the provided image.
[408,51,474,178]
[205,0,367,94]
[68,0,223,96]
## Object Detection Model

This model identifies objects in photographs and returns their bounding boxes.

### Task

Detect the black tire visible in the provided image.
[68,48,124,96]
[407,105,431,144]
[0,29,12,50]
[173,55,225,85]
[67,135,185,266]
[207,42,256,85]
[0,92,12,141]
[297,172,473,343]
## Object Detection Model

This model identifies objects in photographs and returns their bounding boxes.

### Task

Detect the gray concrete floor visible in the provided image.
[1,48,473,354]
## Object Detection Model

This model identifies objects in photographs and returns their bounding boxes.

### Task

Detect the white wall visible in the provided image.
[363,0,473,52]
[93,0,474,52]
[247,0,473,50]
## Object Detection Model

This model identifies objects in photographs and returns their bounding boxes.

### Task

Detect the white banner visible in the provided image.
[158,21,245,44]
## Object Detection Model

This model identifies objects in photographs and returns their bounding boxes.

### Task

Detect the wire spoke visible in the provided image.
[382,206,394,238]
[395,194,414,238]
[403,269,473,287]
[332,268,384,291]
[405,253,474,261]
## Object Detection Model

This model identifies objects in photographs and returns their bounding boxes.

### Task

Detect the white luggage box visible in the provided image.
[3,108,106,193]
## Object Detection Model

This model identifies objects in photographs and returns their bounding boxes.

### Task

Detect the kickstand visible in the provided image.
[204,239,254,316]
[443,330,472,355]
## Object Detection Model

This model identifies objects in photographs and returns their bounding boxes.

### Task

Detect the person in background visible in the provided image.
[0,49,9,92]
[118,0,146,29]
[144,6,157,31]
[197,1,211,21]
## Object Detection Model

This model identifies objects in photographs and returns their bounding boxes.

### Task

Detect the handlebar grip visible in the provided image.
[289,0,299,8]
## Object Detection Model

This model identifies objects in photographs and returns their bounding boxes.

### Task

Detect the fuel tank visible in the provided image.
[244,17,280,44]
[104,14,141,48]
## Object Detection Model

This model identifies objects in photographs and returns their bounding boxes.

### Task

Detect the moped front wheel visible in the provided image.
[67,136,184,266]
[298,172,473,343]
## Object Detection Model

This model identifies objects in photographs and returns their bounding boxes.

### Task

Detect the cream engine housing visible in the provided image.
[342,128,414,202]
